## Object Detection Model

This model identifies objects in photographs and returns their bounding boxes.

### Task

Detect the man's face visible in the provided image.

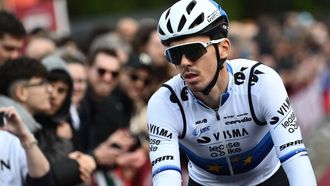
[88,52,121,98]
[67,63,87,105]
[121,68,151,101]
[168,36,227,93]
[22,77,52,115]
[0,34,24,64]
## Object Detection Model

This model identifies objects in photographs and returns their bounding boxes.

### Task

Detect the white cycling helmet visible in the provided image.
[158,0,229,46]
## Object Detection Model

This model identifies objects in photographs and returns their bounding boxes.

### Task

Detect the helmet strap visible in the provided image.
[201,44,225,95]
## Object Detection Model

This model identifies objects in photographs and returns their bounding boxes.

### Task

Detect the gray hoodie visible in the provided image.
[0,95,41,133]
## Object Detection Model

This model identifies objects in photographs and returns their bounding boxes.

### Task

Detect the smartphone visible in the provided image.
[0,112,7,127]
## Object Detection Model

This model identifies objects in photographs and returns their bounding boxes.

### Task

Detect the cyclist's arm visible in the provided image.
[255,65,317,186]
[147,90,183,186]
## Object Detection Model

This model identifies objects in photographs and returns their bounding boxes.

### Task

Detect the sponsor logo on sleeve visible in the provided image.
[149,123,173,139]
[149,138,161,152]
[152,155,174,166]
[279,140,303,151]
[270,98,298,133]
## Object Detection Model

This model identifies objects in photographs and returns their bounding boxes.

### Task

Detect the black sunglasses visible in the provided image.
[97,67,120,79]
[129,73,151,86]
[164,38,225,65]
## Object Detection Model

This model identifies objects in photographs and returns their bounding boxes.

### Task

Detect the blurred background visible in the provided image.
[1,0,330,185]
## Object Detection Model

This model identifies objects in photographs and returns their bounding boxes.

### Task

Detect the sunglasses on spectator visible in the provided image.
[164,38,225,65]
[129,73,151,86]
[97,67,120,79]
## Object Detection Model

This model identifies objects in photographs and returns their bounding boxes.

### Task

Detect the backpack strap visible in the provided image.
[248,62,267,126]
[162,84,187,139]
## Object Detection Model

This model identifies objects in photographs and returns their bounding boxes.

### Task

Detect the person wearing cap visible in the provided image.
[147,0,317,185]
[107,52,153,185]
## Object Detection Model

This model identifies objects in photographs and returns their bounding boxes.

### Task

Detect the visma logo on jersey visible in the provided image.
[149,123,173,139]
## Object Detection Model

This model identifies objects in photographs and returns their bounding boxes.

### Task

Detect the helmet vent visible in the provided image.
[186,0,197,15]
[165,9,171,19]
[167,20,174,33]
[158,26,165,35]
[189,13,204,29]
[177,16,187,32]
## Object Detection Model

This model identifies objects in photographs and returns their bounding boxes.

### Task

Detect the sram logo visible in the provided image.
[151,155,174,166]
[280,140,303,151]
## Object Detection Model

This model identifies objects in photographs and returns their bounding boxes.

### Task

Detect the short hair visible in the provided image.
[87,47,118,66]
[0,57,48,96]
[56,48,87,66]
[0,10,26,39]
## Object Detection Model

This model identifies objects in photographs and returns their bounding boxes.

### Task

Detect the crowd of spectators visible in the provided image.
[0,8,330,186]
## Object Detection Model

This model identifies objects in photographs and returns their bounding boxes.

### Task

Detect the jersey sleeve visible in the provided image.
[147,89,183,186]
[255,65,316,185]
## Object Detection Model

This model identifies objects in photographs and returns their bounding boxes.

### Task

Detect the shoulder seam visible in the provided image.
[248,62,267,126]
[162,84,187,139]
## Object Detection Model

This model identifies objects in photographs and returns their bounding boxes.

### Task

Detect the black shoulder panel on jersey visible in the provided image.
[248,62,267,126]
[162,84,187,139]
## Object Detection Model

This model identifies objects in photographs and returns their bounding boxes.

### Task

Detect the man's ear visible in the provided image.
[14,84,28,102]
[219,38,231,59]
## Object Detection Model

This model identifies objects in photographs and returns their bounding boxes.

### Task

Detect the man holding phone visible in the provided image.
[0,107,52,186]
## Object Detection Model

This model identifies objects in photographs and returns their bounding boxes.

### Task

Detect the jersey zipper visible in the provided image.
[215,96,235,177]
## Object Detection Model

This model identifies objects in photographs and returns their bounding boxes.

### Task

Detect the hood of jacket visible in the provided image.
[38,55,74,126]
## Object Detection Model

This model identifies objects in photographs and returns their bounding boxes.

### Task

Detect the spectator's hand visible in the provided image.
[116,148,147,169]
[93,141,122,167]
[69,151,96,183]
[105,129,135,152]
[0,106,32,141]
[57,121,72,139]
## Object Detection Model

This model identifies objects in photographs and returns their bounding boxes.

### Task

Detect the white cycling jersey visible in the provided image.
[147,59,316,186]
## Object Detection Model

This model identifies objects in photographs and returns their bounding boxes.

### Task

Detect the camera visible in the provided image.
[0,112,7,127]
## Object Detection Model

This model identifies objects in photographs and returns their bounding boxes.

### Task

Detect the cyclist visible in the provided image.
[147,0,317,185]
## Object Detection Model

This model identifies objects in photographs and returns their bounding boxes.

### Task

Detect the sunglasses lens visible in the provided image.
[129,73,151,86]
[97,68,119,79]
[183,43,207,61]
[130,74,139,81]
[165,43,207,65]
[111,71,119,78]
[165,48,182,65]
[97,68,106,76]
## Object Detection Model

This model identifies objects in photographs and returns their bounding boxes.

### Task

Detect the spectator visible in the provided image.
[0,106,52,186]
[25,37,57,60]
[132,19,177,91]
[59,49,90,151]
[115,17,139,44]
[0,10,26,64]
[111,52,153,185]
[0,57,92,186]
[81,47,133,162]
